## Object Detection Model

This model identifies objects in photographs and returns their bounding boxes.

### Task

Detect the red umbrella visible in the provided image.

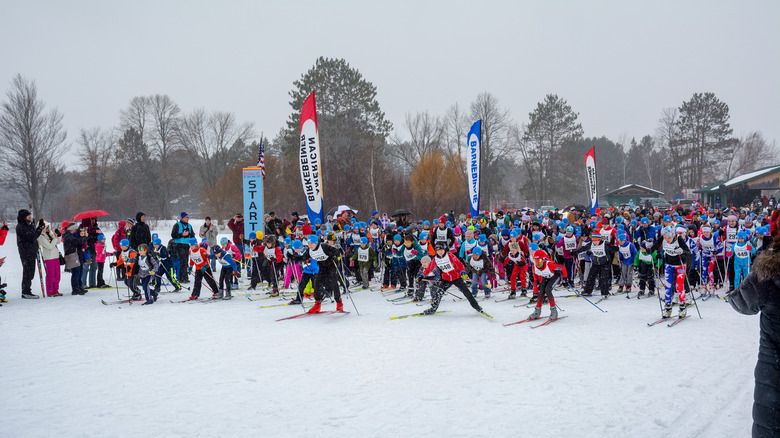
[72,210,110,221]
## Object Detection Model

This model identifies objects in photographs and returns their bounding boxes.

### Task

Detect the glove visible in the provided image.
[411,250,418,255]
[55,228,61,237]
[109,262,117,268]
[233,271,239,277]
[38,219,45,228]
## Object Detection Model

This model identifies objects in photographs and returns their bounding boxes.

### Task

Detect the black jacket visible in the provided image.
[130,212,152,249]
[15,209,42,261]
[62,231,87,256]
[728,247,780,438]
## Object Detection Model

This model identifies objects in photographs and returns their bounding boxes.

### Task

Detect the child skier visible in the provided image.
[132,244,160,305]
[112,239,141,300]
[261,235,283,296]
[467,246,493,299]
[151,238,182,294]
[388,234,408,289]
[731,231,756,288]
[95,234,108,288]
[650,226,693,318]
[616,233,637,294]
[420,242,487,316]
[527,249,564,321]
[633,241,658,297]
[503,242,527,298]
[401,234,424,297]
[350,236,376,289]
[578,234,612,298]
[188,238,218,300]
[300,234,344,313]
[288,239,318,305]
[282,238,302,289]
[213,245,238,299]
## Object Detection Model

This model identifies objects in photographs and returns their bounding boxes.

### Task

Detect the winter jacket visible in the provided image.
[38,229,62,262]
[130,254,159,278]
[0,223,8,245]
[423,252,466,282]
[130,212,152,249]
[199,223,219,247]
[727,248,780,438]
[350,245,376,269]
[62,230,87,256]
[227,218,245,245]
[153,244,173,269]
[16,209,42,261]
[171,220,194,245]
[95,242,107,263]
[112,221,128,255]
[216,253,238,271]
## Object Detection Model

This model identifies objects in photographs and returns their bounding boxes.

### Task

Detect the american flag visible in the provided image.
[256,136,265,180]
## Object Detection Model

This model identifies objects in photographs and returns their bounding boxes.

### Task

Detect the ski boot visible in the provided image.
[528,306,541,320]
[520,289,528,297]
[223,291,232,300]
[215,289,224,299]
[549,306,559,320]
[289,296,302,305]
[637,289,645,297]
[508,289,516,299]
[131,292,142,301]
[678,305,687,318]
[336,301,344,312]
[663,304,672,319]
[308,300,322,314]
[529,292,538,303]
[617,286,624,294]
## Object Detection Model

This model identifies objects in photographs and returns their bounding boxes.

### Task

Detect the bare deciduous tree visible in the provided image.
[470,92,513,207]
[0,74,67,215]
[391,111,443,170]
[724,132,778,179]
[148,94,181,217]
[177,109,255,189]
[119,96,150,143]
[77,127,114,202]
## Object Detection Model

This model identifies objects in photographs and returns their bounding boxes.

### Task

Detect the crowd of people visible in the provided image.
[3,200,780,436]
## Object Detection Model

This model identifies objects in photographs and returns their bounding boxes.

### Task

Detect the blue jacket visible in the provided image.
[218,253,238,271]
[617,242,637,265]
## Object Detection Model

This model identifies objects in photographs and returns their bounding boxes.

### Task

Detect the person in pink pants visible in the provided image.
[38,222,62,296]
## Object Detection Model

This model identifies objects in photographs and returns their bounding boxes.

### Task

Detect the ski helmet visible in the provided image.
[220,237,229,245]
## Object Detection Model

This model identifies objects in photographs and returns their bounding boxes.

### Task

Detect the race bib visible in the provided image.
[310,245,328,262]
[470,259,484,270]
[564,236,576,250]
[357,248,369,262]
[591,243,606,258]
[190,251,204,265]
[663,241,682,256]
[619,246,631,258]
[638,252,652,263]
[735,249,749,258]
[404,248,417,261]
[435,256,455,272]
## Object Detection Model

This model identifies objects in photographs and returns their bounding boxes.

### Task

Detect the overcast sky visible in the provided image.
[1,0,778,163]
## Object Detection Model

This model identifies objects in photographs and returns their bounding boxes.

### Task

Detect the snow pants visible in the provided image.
[175,244,190,282]
[315,269,341,303]
[471,272,490,297]
[21,257,36,295]
[636,263,655,293]
[584,262,611,296]
[427,278,481,313]
[140,276,155,302]
[505,261,527,291]
[294,272,319,302]
[562,258,575,286]
[534,272,559,309]
[734,258,751,288]
[43,258,61,296]
[154,264,180,293]
[219,267,233,295]
[663,264,687,306]
[192,267,218,298]
[406,260,421,292]
[284,263,302,289]
[618,263,633,288]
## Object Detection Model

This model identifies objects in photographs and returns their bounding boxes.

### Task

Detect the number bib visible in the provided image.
[435,256,455,273]
[357,248,369,262]
[619,245,631,258]
[309,245,328,262]
[190,250,204,265]
[404,248,417,261]
[436,229,448,243]
[564,236,576,250]
[700,237,714,251]
[663,241,682,256]
[638,252,652,263]
[264,247,276,260]
[591,243,606,258]
[726,228,738,242]
[470,258,484,270]
[734,244,749,259]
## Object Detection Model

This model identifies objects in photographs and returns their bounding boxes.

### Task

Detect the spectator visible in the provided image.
[171,212,194,283]
[200,216,219,269]
[38,222,62,297]
[16,209,43,299]
[112,220,130,280]
[62,223,88,295]
[727,241,780,438]
[130,212,152,249]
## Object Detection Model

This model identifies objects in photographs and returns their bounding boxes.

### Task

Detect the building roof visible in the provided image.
[604,184,664,196]
[694,165,780,193]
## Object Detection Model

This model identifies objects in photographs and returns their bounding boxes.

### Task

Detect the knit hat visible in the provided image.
[189,238,198,246]
[360,236,369,245]
[533,249,550,261]
[120,239,129,247]
[472,246,483,256]
[292,240,304,250]
[307,235,319,244]
[220,237,229,245]
[180,212,188,219]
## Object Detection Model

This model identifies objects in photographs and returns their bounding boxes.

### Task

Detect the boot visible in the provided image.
[270,288,279,297]
[223,290,232,300]
[289,297,302,305]
[549,306,559,320]
[617,286,623,294]
[638,289,645,297]
[678,304,687,318]
[520,289,528,297]
[508,290,516,299]
[308,300,322,314]
[528,306,541,320]
[336,301,344,312]
[131,292,142,301]
[529,292,538,303]
[484,288,491,299]
[215,289,224,299]
[663,304,672,318]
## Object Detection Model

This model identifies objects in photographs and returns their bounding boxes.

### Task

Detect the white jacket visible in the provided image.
[38,230,62,261]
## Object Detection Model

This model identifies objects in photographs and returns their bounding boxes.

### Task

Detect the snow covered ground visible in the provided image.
[0,226,759,437]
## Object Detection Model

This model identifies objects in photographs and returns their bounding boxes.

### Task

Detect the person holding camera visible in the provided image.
[200,216,219,270]
[38,221,63,296]
[227,213,246,275]
[16,209,44,299]
[62,223,88,295]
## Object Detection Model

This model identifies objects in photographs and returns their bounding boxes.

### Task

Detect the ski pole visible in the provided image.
[576,291,606,313]
[682,266,702,319]
[333,259,359,315]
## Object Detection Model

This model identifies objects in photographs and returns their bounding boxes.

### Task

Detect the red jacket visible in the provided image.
[227,218,245,245]
[423,252,466,282]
